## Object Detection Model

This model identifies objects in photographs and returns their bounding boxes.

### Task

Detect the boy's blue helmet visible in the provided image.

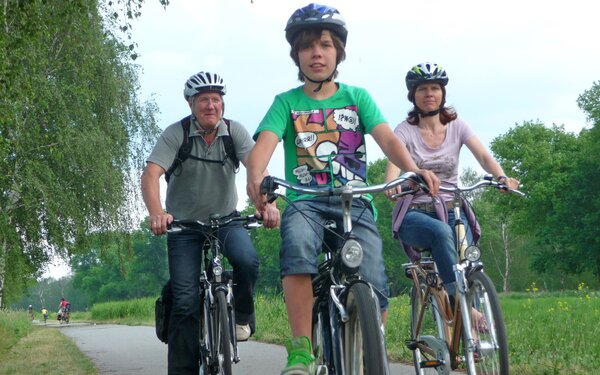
[285,3,347,45]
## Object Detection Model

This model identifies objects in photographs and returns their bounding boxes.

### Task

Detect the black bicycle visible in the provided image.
[168,214,262,375]
[260,173,423,375]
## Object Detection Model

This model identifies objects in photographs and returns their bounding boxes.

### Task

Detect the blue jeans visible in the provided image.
[398,208,473,294]
[166,220,259,375]
[280,196,390,310]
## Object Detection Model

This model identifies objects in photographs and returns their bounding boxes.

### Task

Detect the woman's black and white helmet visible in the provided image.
[183,72,227,100]
[405,63,449,91]
[285,3,347,45]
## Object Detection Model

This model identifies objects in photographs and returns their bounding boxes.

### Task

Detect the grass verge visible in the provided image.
[2,290,599,374]
[0,310,96,374]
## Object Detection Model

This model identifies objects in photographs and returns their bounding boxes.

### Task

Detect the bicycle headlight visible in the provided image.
[465,245,481,262]
[341,239,363,269]
[213,265,223,276]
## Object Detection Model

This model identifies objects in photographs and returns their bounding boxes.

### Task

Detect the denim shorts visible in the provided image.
[279,196,389,309]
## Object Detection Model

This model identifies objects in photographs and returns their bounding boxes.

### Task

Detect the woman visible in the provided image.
[385,62,519,299]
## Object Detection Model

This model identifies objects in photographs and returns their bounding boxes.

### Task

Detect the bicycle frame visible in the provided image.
[401,175,525,374]
[168,214,261,375]
[261,173,423,375]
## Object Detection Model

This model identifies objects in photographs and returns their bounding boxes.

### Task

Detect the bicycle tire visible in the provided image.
[312,299,328,372]
[199,290,211,374]
[409,278,450,375]
[463,271,508,375]
[343,282,388,375]
[214,289,233,375]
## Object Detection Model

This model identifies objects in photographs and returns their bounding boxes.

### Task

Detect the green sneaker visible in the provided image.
[281,336,316,375]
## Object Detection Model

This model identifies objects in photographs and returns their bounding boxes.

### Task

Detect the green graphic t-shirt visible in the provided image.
[255,83,386,202]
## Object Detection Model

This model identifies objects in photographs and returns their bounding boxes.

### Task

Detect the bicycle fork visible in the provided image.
[454,263,477,368]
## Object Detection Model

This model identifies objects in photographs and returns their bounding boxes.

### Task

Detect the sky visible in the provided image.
[44,0,600,278]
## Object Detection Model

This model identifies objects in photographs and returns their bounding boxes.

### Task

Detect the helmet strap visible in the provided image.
[302,66,337,92]
[191,116,218,136]
[419,108,441,118]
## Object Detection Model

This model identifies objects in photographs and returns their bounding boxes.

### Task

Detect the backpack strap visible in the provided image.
[164,117,239,183]
[222,119,240,172]
[164,115,192,183]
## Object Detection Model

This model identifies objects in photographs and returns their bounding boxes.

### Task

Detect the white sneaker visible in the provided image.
[235,324,251,341]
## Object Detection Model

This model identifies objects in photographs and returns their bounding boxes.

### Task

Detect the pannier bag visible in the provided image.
[155,280,172,343]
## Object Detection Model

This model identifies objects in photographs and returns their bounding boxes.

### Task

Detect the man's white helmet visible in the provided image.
[183,71,227,100]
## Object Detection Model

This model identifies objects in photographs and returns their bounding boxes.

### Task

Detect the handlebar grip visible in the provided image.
[412,174,432,194]
[259,176,276,194]
[260,176,279,203]
[166,226,182,233]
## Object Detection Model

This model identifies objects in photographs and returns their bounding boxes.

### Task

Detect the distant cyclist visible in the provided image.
[141,70,279,374]
[41,307,49,323]
[57,298,70,320]
[28,304,34,320]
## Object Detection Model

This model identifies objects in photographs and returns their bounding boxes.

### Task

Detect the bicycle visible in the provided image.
[260,173,425,375]
[396,175,525,375]
[167,213,262,375]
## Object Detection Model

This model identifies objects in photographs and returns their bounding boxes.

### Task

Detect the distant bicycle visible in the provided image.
[168,213,262,375]
[58,309,70,324]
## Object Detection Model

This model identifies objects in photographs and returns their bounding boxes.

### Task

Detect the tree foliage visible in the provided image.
[70,223,168,304]
[0,0,161,307]
[490,95,600,281]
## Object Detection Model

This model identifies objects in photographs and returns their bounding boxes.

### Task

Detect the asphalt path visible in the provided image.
[53,322,454,374]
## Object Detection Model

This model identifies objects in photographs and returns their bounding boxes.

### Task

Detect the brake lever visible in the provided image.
[260,176,279,203]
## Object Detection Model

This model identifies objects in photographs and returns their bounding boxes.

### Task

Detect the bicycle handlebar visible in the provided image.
[167,215,262,233]
[260,171,425,201]
[391,174,526,199]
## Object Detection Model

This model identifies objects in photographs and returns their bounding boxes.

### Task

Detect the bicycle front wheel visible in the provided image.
[343,282,388,375]
[463,271,508,375]
[409,278,450,375]
[214,289,233,375]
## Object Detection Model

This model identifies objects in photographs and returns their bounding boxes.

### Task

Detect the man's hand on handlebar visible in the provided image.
[256,202,280,229]
[150,212,173,236]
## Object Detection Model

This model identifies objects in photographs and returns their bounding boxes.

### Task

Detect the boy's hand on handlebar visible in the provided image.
[247,175,266,211]
[150,212,173,236]
[416,169,440,195]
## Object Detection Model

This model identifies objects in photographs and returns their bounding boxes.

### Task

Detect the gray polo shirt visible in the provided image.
[146,117,254,221]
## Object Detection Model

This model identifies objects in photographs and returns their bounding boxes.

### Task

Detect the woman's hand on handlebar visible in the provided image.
[416,169,440,195]
[500,176,520,192]
[150,212,173,236]
[384,185,403,201]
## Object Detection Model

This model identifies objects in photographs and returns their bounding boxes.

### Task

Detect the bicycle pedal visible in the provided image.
[420,359,445,368]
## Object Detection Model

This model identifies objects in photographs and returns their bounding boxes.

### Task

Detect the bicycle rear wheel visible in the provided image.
[463,271,508,375]
[343,282,388,375]
[214,289,233,375]
[409,278,450,375]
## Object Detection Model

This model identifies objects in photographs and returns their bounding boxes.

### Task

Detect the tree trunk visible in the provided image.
[501,222,511,293]
[0,240,6,309]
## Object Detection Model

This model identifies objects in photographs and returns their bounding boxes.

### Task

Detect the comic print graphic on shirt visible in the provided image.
[291,106,366,187]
